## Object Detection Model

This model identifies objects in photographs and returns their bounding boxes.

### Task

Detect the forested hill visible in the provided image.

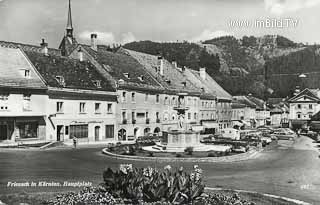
[123,35,320,99]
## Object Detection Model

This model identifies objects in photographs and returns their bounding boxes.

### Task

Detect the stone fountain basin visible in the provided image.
[142,144,232,153]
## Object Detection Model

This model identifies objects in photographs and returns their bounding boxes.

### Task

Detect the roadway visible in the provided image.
[0,135,319,204]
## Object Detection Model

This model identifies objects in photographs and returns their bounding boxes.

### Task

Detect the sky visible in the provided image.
[1,0,320,48]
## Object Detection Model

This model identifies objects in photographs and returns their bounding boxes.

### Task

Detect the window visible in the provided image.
[309,104,313,109]
[145,94,149,102]
[156,94,160,103]
[202,102,205,107]
[18,122,38,138]
[122,92,126,102]
[188,112,191,120]
[105,125,114,138]
[79,102,86,113]
[297,104,301,109]
[194,113,197,120]
[0,94,9,111]
[156,112,159,119]
[297,113,301,119]
[55,76,65,86]
[69,125,88,138]
[164,96,168,105]
[56,102,63,113]
[132,111,136,123]
[146,111,149,119]
[122,111,127,124]
[308,113,313,119]
[93,80,101,88]
[107,103,112,113]
[194,99,197,106]
[24,69,31,78]
[23,94,31,111]
[95,103,101,113]
[172,97,176,105]
[131,92,136,102]
[65,126,69,135]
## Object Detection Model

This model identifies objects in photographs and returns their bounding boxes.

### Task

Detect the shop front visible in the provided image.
[0,116,46,142]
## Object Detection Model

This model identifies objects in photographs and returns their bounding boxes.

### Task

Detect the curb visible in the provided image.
[205,187,312,205]
[101,147,262,163]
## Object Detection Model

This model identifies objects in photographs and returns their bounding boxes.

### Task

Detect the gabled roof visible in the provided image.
[185,69,232,101]
[0,40,61,56]
[247,95,265,110]
[119,48,201,95]
[233,96,257,108]
[24,50,115,91]
[288,88,320,102]
[80,46,164,92]
[0,46,46,89]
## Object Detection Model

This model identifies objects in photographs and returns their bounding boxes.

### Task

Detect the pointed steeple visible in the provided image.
[66,0,73,38]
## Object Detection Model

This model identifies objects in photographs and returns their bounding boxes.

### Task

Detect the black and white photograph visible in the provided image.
[0,0,320,204]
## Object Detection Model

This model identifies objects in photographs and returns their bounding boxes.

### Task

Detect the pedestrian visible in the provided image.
[72,136,77,149]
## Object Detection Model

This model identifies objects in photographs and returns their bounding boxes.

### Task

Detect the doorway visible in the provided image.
[0,124,7,140]
[95,126,100,141]
[57,125,63,141]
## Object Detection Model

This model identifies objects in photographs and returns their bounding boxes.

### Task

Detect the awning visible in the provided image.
[191,125,204,132]
[202,122,219,129]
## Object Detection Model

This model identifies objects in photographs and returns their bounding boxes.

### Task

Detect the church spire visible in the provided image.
[66,0,73,38]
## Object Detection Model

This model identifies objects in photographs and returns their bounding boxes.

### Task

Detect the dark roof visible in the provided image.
[0,46,46,89]
[231,100,247,109]
[247,96,265,109]
[81,46,164,91]
[233,96,257,108]
[24,50,115,91]
[267,98,287,105]
[119,48,201,95]
[186,69,231,100]
[0,40,61,56]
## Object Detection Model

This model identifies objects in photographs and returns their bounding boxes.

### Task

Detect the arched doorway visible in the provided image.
[134,127,139,139]
[118,128,126,141]
[144,128,150,136]
[154,127,160,134]
[95,126,100,141]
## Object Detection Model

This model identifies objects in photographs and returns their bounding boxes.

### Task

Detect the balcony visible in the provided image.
[122,119,127,124]
[146,118,150,124]
[132,119,136,124]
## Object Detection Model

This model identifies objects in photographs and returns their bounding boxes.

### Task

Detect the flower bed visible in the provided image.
[107,143,239,158]
[44,165,254,205]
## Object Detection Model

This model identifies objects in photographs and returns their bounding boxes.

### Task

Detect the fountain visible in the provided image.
[161,93,202,151]
[142,93,232,153]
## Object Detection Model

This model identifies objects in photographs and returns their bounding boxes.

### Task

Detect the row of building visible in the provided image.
[0,1,289,145]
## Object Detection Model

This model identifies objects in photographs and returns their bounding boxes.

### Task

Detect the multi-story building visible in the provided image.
[183,67,232,133]
[267,98,289,127]
[247,95,270,127]
[0,46,48,143]
[232,96,257,128]
[24,46,117,143]
[288,88,320,129]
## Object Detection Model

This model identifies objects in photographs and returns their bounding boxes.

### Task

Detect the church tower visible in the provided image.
[59,0,78,56]
[66,0,73,38]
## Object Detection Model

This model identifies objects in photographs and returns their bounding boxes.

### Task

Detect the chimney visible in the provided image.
[40,39,48,56]
[158,56,164,76]
[199,67,206,80]
[91,33,97,51]
[78,47,83,62]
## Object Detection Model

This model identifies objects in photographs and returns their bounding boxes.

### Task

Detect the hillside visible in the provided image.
[123,35,317,99]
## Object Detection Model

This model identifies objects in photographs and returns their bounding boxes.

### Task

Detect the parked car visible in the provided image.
[261,136,272,144]
[272,131,296,140]
[232,145,248,153]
